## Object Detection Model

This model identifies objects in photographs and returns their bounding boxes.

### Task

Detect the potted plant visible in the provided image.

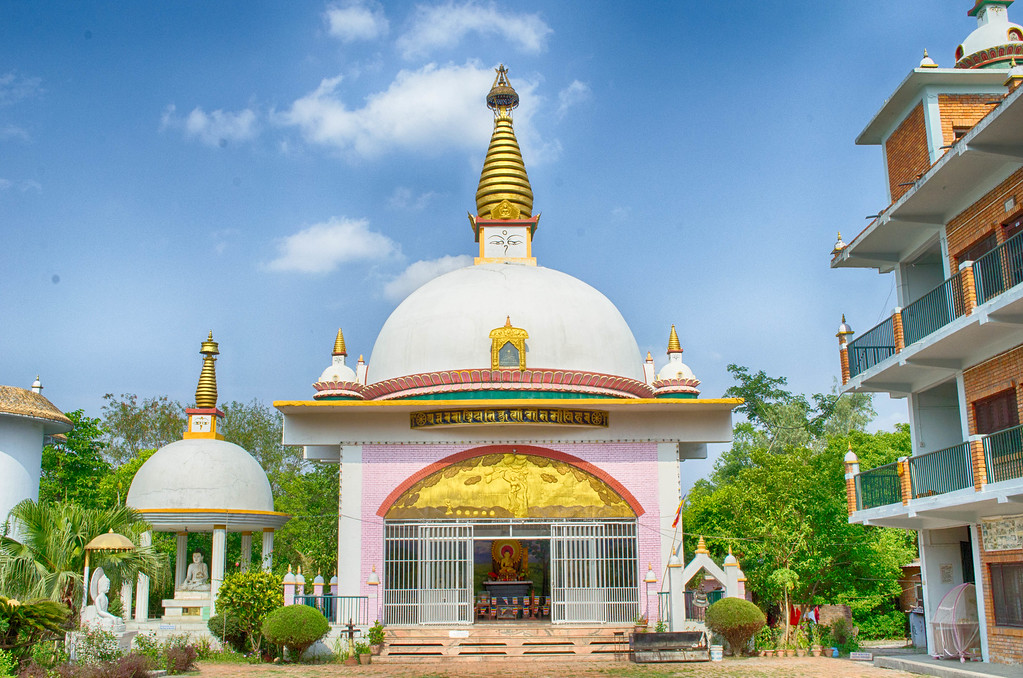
[809,622,823,656]
[367,620,385,655]
[633,614,648,633]
[754,625,773,657]
[795,625,809,656]
[354,641,371,664]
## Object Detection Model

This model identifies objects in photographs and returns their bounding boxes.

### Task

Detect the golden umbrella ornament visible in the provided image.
[81,530,135,618]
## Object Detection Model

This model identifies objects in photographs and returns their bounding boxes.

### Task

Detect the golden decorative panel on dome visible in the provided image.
[384,453,634,520]
[489,316,528,370]
[409,407,608,429]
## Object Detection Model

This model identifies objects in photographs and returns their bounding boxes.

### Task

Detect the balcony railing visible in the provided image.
[901,272,967,346]
[847,316,896,379]
[908,442,974,498]
[295,594,371,625]
[855,461,901,510]
[983,424,1023,484]
[974,230,1023,305]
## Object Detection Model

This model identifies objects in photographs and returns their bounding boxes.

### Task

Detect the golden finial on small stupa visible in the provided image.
[505,315,512,327]
[333,328,347,356]
[476,65,534,220]
[696,536,709,554]
[195,331,219,409]
[646,351,653,361]
[667,325,683,354]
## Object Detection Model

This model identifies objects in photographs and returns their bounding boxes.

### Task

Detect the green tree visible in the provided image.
[0,501,166,613]
[100,393,185,464]
[272,464,338,576]
[215,570,282,655]
[97,449,156,508]
[39,411,111,508]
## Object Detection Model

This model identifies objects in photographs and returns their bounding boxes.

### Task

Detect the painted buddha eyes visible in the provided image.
[488,230,525,254]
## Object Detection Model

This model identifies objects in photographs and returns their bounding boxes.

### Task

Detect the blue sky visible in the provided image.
[0,1,993,477]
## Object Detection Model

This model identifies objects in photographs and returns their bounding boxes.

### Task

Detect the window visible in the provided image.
[956,232,997,267]
[990,562,1023,628]
[1003,210,1023,241]
[974,389,1020,435]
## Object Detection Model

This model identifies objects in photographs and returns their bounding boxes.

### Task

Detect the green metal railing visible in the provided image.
[855,462,901,510]
[974,230,1023,305]
[901,272,967,346]
[908,443,973,498]
[847,316,896,379]
[983,424,1023,484]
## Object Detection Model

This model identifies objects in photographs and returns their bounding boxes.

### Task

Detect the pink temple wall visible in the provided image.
[357,441,665,603]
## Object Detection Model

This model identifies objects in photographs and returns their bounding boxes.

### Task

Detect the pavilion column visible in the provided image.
[240,532,252,572]
[134,530,152,622]
[666,553,684,631]
[261,529,274,570]
[211,525,226,615]
[175,532,188,587]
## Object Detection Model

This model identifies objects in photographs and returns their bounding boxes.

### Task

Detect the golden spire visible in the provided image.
[667,325,683,354]
[696,536,709,554]
[195,331,219,409]
[475,65,534,220]
[333,328,347,356]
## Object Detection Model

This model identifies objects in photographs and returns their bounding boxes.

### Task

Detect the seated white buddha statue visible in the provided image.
[81,568,125,632]
[179,552,210,591]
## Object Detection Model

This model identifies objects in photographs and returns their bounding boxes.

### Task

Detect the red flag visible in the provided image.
[671,499,684,528]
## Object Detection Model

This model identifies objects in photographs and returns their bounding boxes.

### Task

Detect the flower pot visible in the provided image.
[370,643,383,656]
[359,653,371,665]
[812,645,822,657]
[343,657,358,666]
[785,648,795,657]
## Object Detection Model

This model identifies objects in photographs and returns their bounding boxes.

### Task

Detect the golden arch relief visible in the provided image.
[384,453,636,520]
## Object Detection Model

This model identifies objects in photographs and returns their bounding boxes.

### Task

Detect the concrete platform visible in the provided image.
[875,654,1021,678]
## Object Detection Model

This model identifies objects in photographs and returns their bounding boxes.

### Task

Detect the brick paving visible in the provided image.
[196,656,918,677]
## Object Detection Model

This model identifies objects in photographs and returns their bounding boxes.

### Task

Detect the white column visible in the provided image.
[240,532,252,572]
[175,533,187,587]
[120,578,133,621]
[211,525,226,616]
[262,529,274,570]
[134,530,152,622]
[970,524,990,662]
[667,554,684,631]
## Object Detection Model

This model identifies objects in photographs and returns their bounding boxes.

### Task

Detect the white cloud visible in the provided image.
[388,186,438,211]
[324,1,388,42]
[279,63,501,157]
[0,178,41,193]
[0,125,30,142]
[161,104,259,147]
[383,254,472,301]
[266,217,398,274]
[396,2,552,59]
[0,72,42,107]
[556,80,590,119]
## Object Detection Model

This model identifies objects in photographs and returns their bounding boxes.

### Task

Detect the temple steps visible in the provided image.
[375,625,631,662]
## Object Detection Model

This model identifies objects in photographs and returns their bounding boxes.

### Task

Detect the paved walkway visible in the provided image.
[196,656,919,677]
[875,654,1021,678]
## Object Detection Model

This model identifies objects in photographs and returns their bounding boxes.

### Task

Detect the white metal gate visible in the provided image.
[383,523,473,625]
[550,521,639,624]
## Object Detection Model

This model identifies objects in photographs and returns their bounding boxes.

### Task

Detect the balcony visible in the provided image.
[848,430,1023,529]
[843,230,1023,393]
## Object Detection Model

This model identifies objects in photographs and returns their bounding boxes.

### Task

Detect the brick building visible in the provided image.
[835,1,1023,664]
[273,68,737,635]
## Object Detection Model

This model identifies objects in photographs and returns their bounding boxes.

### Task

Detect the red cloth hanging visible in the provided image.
[789,604,801,627]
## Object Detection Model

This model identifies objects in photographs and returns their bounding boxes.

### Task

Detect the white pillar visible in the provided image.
[134,530,152,622]
[667,554,685,631]
[261,529,274,570]
[970,524,990,662]
[240,532,252,572]
[120,578,133,621]
[211,525,226,616]
[175,533,187,587]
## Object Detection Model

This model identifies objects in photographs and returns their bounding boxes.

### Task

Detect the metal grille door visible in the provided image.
[383,523,473,625]
[550,521,639,624]
[418,524,473,624]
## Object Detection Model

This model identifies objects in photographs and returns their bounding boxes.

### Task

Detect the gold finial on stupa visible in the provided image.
[195,331,219,409]
[667,325,683,354]
[696,536,709,554]
[475,65,534,220]
[333,328,347,356]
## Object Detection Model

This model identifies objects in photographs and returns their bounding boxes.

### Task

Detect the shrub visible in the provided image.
[50,653,154,678]
[215,570,282,655]
[208,614,247,653]
[367,620,385,646]
[162,645,197,674]
[704,597,767,656]
[74,625,122,664]
[130,633,159,663]
[0,649,16,677]
[261,605,329,661]
[0,597,68,667]
[855,608,906,640]
[829,617,859,654]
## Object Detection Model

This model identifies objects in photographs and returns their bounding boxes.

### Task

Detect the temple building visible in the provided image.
[274,67,737,630]
[835,1,1023,664]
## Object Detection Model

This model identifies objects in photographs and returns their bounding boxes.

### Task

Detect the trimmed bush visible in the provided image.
[215,570,282,655]
[261,605,329,661]
[705,597,766,656]
[207,614,247,654]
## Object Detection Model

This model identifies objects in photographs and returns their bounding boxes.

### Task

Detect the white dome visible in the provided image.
[368,263,644,384]
[127,438,273,513]
[657,353,697,381]
[318,356,356,383]
[959,3,1023,61]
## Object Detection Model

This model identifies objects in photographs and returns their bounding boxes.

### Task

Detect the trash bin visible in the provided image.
[908,607,926,649]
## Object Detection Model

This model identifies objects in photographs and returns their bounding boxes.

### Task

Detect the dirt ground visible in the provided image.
[196,656,919,678]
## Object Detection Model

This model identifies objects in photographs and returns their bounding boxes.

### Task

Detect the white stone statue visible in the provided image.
[81,568,125,632]
[180,551,210,591]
